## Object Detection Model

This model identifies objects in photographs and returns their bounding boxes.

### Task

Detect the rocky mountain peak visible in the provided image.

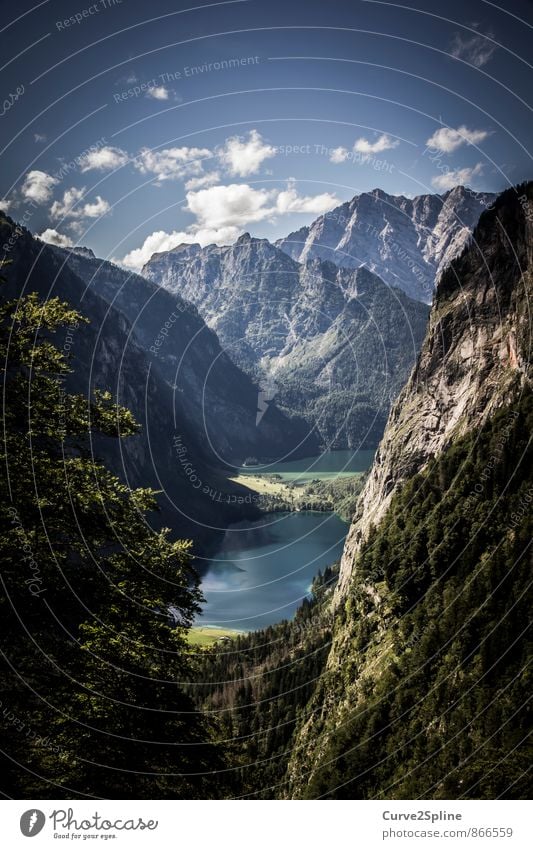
[276,186,496,302]
[143,229,429,449]
[69,245,95,259]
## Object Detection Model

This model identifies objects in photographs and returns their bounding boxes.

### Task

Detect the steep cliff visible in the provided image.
[281,183,532,799]
[335,183,532,597]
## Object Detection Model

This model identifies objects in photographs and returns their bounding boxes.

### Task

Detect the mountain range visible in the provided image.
[2,179,531,800]
[142,232,429,449]
[141,187,493,449]
[0,183,498,534]
[0,214,315,550]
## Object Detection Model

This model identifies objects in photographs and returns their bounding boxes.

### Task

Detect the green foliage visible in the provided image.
[0,290,225,798]
[299,393,533,799]
[302,473,366,521]
[192,566,339,796]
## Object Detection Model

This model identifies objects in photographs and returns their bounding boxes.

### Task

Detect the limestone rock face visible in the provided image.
[336,183,533,599]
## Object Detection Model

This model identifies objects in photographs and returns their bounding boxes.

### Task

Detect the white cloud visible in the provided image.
[0,198,12,213]
[80,145,129,172]
[21,170,58,204]
[50,187,84,219]
[120,226,240,269]
[274,183,338,215]
[120,182,339,269]
[329,146,350,164]
[218,129,276,177]
[187,183,337,231]
[82,196,110,217]
[146,85,170,100]
[187,183,275,229]
[353,134,400,154]
[426,125,489,153]
[134,146,211,182]
[431,163,483,191]
[34,133,47,143]
[38,228,73,247]
[50,187,110,220]
[184,172,221,190]
[450,29,498,67]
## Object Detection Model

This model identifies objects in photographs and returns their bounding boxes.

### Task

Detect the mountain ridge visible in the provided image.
[276,185,496,303]
[0,213,315,552]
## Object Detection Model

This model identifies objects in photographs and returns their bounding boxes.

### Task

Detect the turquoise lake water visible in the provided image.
[239,448,376,481]
[199,511,348,631]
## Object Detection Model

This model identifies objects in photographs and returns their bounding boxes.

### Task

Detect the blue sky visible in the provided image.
[1,0,532,268]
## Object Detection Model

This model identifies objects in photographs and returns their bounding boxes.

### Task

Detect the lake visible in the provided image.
[239,448,376,482]
[199,511,348,631]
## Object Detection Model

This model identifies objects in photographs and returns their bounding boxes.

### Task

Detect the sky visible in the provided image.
[1,0,532,269]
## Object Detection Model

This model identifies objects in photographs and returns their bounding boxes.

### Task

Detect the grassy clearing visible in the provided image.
[187,626,243,647]
[237,470,362,485]
[228,473,295,497]
[273,470,361,482]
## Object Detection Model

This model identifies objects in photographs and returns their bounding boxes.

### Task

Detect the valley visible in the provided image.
[1,178,530,802]
[1,0,531,810]
[191,449,374,634]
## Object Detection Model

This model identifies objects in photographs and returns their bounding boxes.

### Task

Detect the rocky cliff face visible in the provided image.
[143,235,429,449]
[336,182,533,598]
[276,186,495,303]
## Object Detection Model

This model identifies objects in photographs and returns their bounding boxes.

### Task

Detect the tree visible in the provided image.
[0,286,225,798]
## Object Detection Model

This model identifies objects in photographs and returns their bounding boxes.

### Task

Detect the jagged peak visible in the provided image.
[68,246,95,259]
[368,187,389,199]
[233,232,275,249]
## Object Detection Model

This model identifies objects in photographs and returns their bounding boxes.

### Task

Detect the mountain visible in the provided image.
[50,242,316,465]
[0,214,313,550]
[276,186,495,303]
[142,235,429,449]
[196,183,533,800]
